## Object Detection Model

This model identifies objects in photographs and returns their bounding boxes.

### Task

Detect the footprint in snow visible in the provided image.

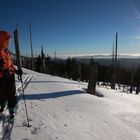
[31,127,39,135]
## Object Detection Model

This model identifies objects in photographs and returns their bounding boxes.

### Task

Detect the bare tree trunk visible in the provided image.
[87,64,97,95]
[130,63,135,93]
[111,73,115,89]
[136,85,139,94]
[29,22,35,70]
[14,26,22,70]
[111,32,118,89]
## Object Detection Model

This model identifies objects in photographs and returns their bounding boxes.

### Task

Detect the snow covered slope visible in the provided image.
[11,68,140,140]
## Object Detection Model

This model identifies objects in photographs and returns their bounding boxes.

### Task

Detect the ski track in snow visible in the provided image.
[9,68,140,140]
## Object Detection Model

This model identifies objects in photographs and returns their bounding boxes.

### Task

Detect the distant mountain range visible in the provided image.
[74,54,140,69]
[54,54,140,69]
[75,54,140,59]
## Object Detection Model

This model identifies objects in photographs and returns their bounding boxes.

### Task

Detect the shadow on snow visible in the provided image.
[24,90,84,100]
[29,80,80,85]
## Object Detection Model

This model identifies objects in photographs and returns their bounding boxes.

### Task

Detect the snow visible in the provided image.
[11,68,140,140]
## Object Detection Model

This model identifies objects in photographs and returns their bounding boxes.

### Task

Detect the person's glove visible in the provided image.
[0,59,5,71]
[0,59,5,65]
[15,69,23,76]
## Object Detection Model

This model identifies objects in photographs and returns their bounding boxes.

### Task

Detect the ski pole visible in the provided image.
[18,75,30,127]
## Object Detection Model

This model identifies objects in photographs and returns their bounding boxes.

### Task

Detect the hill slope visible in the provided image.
[11,68,140,140]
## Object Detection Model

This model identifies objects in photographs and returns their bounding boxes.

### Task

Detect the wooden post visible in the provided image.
[14,26,30,127]
[14,25,22,70]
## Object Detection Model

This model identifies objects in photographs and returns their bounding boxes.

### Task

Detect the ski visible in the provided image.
[0,109,14,140]
[1,115,14,140]
[0,114,5,139]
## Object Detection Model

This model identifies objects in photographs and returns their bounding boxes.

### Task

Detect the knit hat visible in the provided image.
[0,31,11,48]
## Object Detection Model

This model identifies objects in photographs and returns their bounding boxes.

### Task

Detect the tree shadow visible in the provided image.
[24,90,84,100]
[30,80,80,85]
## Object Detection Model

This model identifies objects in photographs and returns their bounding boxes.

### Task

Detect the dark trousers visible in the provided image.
[0,74,17,112]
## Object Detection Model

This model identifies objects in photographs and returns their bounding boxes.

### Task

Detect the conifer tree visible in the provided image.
[40,46,46,73]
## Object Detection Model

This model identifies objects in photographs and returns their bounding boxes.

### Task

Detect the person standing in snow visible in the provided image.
[0,31,23,119]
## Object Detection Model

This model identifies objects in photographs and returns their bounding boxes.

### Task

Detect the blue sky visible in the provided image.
[1,0,140,57]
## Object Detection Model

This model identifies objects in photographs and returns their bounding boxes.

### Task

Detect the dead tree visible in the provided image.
[29,22,35,70]
[130,63,135,93]
[111,32,118,89]
[136,85,140,94]
[87,63,97,95]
